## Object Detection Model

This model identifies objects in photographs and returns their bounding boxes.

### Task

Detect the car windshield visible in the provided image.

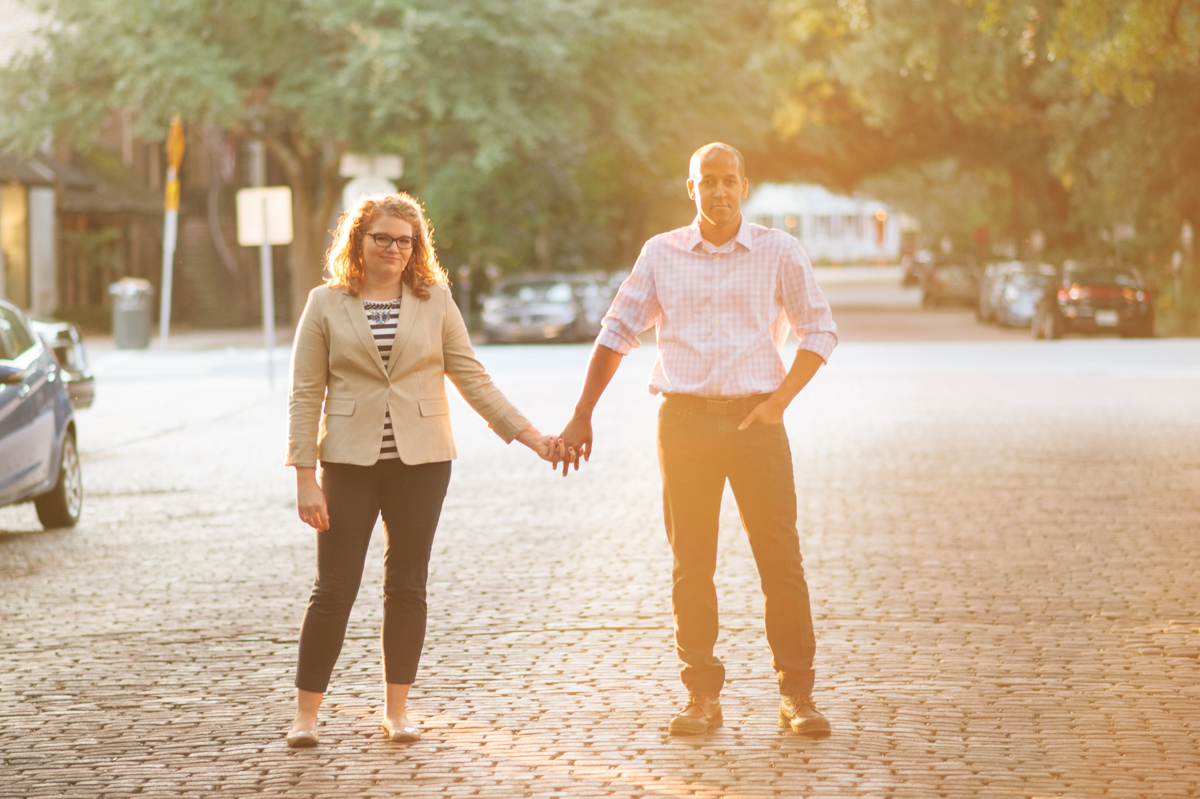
[1065,269,1138,288]
[497,281,574,303]
[1007,272,1045,289]
[1016,261,1057,276]
[0,307,36,360]
[934,265,972,279]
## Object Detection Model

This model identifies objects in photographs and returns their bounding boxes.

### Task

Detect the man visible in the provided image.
[558,143,837,736]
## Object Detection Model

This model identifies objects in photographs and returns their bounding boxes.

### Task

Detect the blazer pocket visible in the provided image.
[324,398,356,416]
[418,398,450,417]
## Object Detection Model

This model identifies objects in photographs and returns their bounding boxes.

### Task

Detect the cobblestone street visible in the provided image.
[2,326,1199,798]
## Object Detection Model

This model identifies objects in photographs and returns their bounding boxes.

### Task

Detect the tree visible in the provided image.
[761,0,1200,268]
[2,0,773,320]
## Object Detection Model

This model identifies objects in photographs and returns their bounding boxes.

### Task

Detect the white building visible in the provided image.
[742,183,902,264]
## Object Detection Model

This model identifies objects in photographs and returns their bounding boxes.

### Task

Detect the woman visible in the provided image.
[285,193,569,748]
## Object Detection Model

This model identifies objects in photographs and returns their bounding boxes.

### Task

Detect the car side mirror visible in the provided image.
[0,363,28,384]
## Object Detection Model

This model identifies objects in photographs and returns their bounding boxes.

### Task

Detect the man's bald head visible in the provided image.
[689,143,746,181]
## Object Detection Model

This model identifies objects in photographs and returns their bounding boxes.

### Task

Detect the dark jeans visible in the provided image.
[657,396,817,697]
[295,458,452,694]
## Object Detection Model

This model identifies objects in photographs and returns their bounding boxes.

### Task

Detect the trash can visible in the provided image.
[108,277,155,349]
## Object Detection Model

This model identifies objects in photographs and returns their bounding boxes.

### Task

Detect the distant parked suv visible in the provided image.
[0,300,83,528]
[479,273,612,344]
[921,255,979,309]
[1033,262,1154,339]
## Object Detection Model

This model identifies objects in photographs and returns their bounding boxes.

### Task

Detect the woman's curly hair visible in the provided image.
[325,193,447,299]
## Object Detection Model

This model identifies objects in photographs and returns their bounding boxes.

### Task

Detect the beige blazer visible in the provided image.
[287,282,530,467]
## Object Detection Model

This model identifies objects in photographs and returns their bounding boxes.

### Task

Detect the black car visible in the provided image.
[1033,262,1154,339]
[0,300,83,528]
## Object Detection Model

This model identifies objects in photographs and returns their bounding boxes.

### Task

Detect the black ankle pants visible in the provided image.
[295,458,451,693]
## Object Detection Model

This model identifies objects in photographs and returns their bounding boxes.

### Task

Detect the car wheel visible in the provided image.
[35,432,82,528]
[1032,309,1045,339]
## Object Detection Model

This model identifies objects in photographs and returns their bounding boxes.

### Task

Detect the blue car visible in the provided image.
[0,299,83,528]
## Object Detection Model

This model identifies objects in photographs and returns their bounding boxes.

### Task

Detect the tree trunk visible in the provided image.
[263,134,344,325]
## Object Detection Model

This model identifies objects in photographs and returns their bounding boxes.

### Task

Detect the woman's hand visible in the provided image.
[516,426,577,473]
[295,467,330,531]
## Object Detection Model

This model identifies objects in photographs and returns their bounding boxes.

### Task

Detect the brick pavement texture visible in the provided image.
[1,340,1199,799]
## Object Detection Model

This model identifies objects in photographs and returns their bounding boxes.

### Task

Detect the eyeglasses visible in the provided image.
[368,233,415,251]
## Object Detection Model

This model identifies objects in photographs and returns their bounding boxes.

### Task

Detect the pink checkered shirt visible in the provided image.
[596,216,838,398]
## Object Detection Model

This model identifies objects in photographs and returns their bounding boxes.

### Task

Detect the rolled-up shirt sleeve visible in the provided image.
[596,242,662,355]
[779,237,838,363]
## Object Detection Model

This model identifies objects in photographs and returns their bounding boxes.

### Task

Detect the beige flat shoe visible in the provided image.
[286,728,319,748]
[382,718,421,743]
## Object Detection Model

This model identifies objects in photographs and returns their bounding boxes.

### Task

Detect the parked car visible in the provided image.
[901,250,933,287]
[1032,262,1154,339]
[29,319,95,409]
[992,262,1058,327]
[921,255,979,308]
[0,299,83,528]
[977,261,1018,322]
[479,273,612,344]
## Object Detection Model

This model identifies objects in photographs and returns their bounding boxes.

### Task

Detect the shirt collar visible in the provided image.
[688,215,754,254]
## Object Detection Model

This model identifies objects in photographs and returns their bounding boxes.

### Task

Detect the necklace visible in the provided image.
[364,298,401,326]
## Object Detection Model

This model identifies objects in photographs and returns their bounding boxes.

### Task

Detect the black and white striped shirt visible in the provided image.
[364,297,403,461]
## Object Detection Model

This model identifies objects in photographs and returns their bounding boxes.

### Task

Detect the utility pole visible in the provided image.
[158,116,185,349]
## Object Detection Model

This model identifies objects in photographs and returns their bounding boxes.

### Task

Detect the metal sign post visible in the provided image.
[260,197,276,387]
[236,186,293,387]
[159,116,185,349]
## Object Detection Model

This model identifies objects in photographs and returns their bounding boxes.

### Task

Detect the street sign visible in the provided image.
[236,187,293,246]
[339,153,403,179]
[342,175,397,210]
[235,186,292,389]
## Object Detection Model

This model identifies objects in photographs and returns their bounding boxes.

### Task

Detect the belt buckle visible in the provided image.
[706,398,732,415]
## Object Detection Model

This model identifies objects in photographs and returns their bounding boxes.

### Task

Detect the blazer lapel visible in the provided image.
[342,291,388,376]
[387,281,420,378]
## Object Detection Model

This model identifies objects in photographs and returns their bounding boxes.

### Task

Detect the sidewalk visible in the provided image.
[84,325,298,355]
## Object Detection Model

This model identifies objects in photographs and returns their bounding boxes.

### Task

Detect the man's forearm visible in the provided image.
[769,349,825,409]
[573,344,624,418]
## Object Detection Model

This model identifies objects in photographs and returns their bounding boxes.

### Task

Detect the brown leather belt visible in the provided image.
[662,393,772,416]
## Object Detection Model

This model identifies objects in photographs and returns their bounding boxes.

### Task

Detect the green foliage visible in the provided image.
[1,0,771,305]
[859,160,1011,253]
[765,0,1200,275]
